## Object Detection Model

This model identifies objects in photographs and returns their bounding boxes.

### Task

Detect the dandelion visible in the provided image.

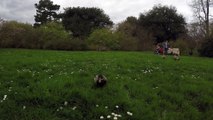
[100,116,104,119]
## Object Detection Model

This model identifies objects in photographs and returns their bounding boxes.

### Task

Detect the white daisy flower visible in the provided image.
[64,101,68,106]
[100,116,104,119]
[3,95,7,101]
[115,105,119,108]
[107,115,111,118]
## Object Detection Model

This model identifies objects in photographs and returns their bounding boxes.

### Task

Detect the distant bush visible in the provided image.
[0,21,80,50]
[198,37,213,57]
[36,22,71,50]
[0,21,35,48]
[116,31,138,51]
[87,28,120,51]
[170,38,197,56]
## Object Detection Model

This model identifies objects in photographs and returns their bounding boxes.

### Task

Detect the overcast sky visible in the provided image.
[0,0,194,24]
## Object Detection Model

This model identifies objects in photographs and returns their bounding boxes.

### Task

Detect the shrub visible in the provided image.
[0,21,35,48]
[170,38,197,56]
[115,32,138,51]
[36,22,71,50]
[87,28,120,51]
[198,37,213,57]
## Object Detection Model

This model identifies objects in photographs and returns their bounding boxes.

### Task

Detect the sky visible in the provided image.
[0,0,194,24]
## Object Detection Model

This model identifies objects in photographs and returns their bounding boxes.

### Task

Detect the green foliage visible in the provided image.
[116,32,138,51]
[170,37,197,55]
[0,49,212,119]
[138,5,186,43]
[117,16,153,51]
[0,21,77,50]
[87,28,120,50]
[62,7,113,38]
[34,0,60,27]
[0,21,36,48]
[35,22,72,50]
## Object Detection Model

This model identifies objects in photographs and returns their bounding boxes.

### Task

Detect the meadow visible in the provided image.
[0,49,212,120]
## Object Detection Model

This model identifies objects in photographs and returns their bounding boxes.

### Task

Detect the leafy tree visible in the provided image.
[117,16,153,51]
[116,16,139,50]
[87,28,120,50]
[117,16,138,37]
[0,21,35,48]
[36,22,71,50]
[138,5,186,43]
[62,7,113,38]
[34,0,60,27]
[116,31,138,51]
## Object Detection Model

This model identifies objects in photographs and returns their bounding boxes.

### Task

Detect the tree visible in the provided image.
[36,22,71,50]
[0,18,5,30]
[190,0,213,37]
[138,5,186,43]
[190,1,213,57]
[34,0,60,27]
[87,28,120,50]
[0,21,35,48]
[116,16,142,50]
[198,37,213,57]
[62,7,113,38]
[117,16,138,38]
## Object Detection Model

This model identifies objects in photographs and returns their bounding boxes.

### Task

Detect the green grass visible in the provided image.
[0,49,212,120]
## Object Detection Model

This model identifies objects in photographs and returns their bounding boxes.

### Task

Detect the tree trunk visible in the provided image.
[206,0,210,37]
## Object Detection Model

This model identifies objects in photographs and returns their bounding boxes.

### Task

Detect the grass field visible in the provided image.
[0,49,212,120]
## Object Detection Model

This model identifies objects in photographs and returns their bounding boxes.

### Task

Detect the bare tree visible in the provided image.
[0,18,5,30]
[190,0,213,37]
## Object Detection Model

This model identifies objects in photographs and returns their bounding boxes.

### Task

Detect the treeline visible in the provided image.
[0,4,188,51]
[0,0,212,57]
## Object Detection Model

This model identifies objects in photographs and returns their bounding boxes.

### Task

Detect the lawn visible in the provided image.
[0,49,212,120]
